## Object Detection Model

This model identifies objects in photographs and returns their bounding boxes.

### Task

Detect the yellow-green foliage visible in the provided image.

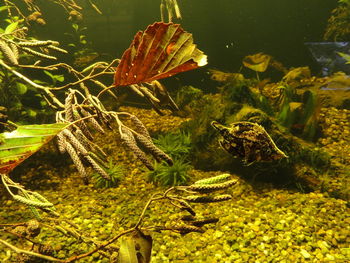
[154,131,192,159]
[91,160,124,188]
[148,159,192,186]
[226,105,272,128]
[324,0,350,40]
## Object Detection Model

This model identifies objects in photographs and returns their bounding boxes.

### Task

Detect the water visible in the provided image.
[34,0,337,86]
[0,1,349,262]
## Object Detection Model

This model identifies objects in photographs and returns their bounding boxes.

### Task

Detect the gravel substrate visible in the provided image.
[0,107,349,262]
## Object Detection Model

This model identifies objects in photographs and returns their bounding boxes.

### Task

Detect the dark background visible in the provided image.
[11,0,339,90]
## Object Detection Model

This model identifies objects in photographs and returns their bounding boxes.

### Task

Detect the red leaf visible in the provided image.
[114,22,207,87]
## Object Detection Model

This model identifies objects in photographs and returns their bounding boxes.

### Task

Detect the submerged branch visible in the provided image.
[0,238,63,262]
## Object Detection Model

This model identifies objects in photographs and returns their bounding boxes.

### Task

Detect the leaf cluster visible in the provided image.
[148,159,192,186]
[324,0,350,40]
[91,160,124,188]
[153,131,192,159]
[149,131,193,186]
[277,85,321,141]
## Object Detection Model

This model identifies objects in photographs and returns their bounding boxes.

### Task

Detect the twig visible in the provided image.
[64,228,135,263]
[0,59,64,108]
[133,193,164,229]
[0,238,63,262]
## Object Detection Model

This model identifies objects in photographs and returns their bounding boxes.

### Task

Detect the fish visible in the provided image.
[211,121,287,165]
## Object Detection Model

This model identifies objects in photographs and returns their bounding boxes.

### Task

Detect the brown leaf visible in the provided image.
[118,230,152,263]
[114,22,207,86]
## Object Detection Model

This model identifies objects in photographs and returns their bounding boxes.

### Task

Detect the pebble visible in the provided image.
[1,106,349,262]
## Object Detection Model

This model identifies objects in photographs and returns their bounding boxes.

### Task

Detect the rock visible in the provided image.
[300,248,311,259]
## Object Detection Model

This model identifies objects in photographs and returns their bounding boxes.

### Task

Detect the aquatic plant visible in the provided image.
[0,172,236,262]
[91,160,125,188]
[0,18,65,122]
[66,22,99,68]
[276,84,321,141]
[0,123,67,219]
[181,93,226,152]
[225,104,273,129]
[0,2,242,263]
[300,90,321,140]
[148,158,192,186]
[3,0,101,23]
[0,3,220,259]
[154,131,192,159]
[174,85,204,113]
[324,0,350,40]
[209,69,246,83]
[277,84,299,128]
[242,52,271,81]
[112,174,236,262]
[282,66,311,84]
[337,51,350,64]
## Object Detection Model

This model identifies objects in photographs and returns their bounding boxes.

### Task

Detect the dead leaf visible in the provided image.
[118,230,153,263]
[114,22,207,86]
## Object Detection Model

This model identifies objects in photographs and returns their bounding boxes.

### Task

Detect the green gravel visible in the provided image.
[0,107,349,262]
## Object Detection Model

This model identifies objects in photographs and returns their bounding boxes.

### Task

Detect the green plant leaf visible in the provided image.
[337,52,350,64]
[55,75,64,82]
[43,70,64,83]
[0,123,67,174]
[0,6,9,12]
[72,23,79,32]
[5,21,18,34]
[15,83,28,95]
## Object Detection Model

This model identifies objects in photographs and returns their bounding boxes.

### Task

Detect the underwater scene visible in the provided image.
[0,0,349,262]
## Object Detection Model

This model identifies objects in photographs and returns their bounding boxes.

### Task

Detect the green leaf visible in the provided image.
[337,52,350,64]
[0,6,9,12]
[0,123,67,174]
[72,23,79,32]
[15,83,28,95]
[44,70,64,83]
[43,70,54,80]
[26,109,37,118]
[5,21,18,34]
[55,74,64,82]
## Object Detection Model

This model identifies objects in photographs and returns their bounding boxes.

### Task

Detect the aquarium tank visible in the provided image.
[0,0,349,262]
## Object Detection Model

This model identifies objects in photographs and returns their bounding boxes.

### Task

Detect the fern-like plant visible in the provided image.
[153,131,192,159]
[91,160,124,188]
[148,158,192,186]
